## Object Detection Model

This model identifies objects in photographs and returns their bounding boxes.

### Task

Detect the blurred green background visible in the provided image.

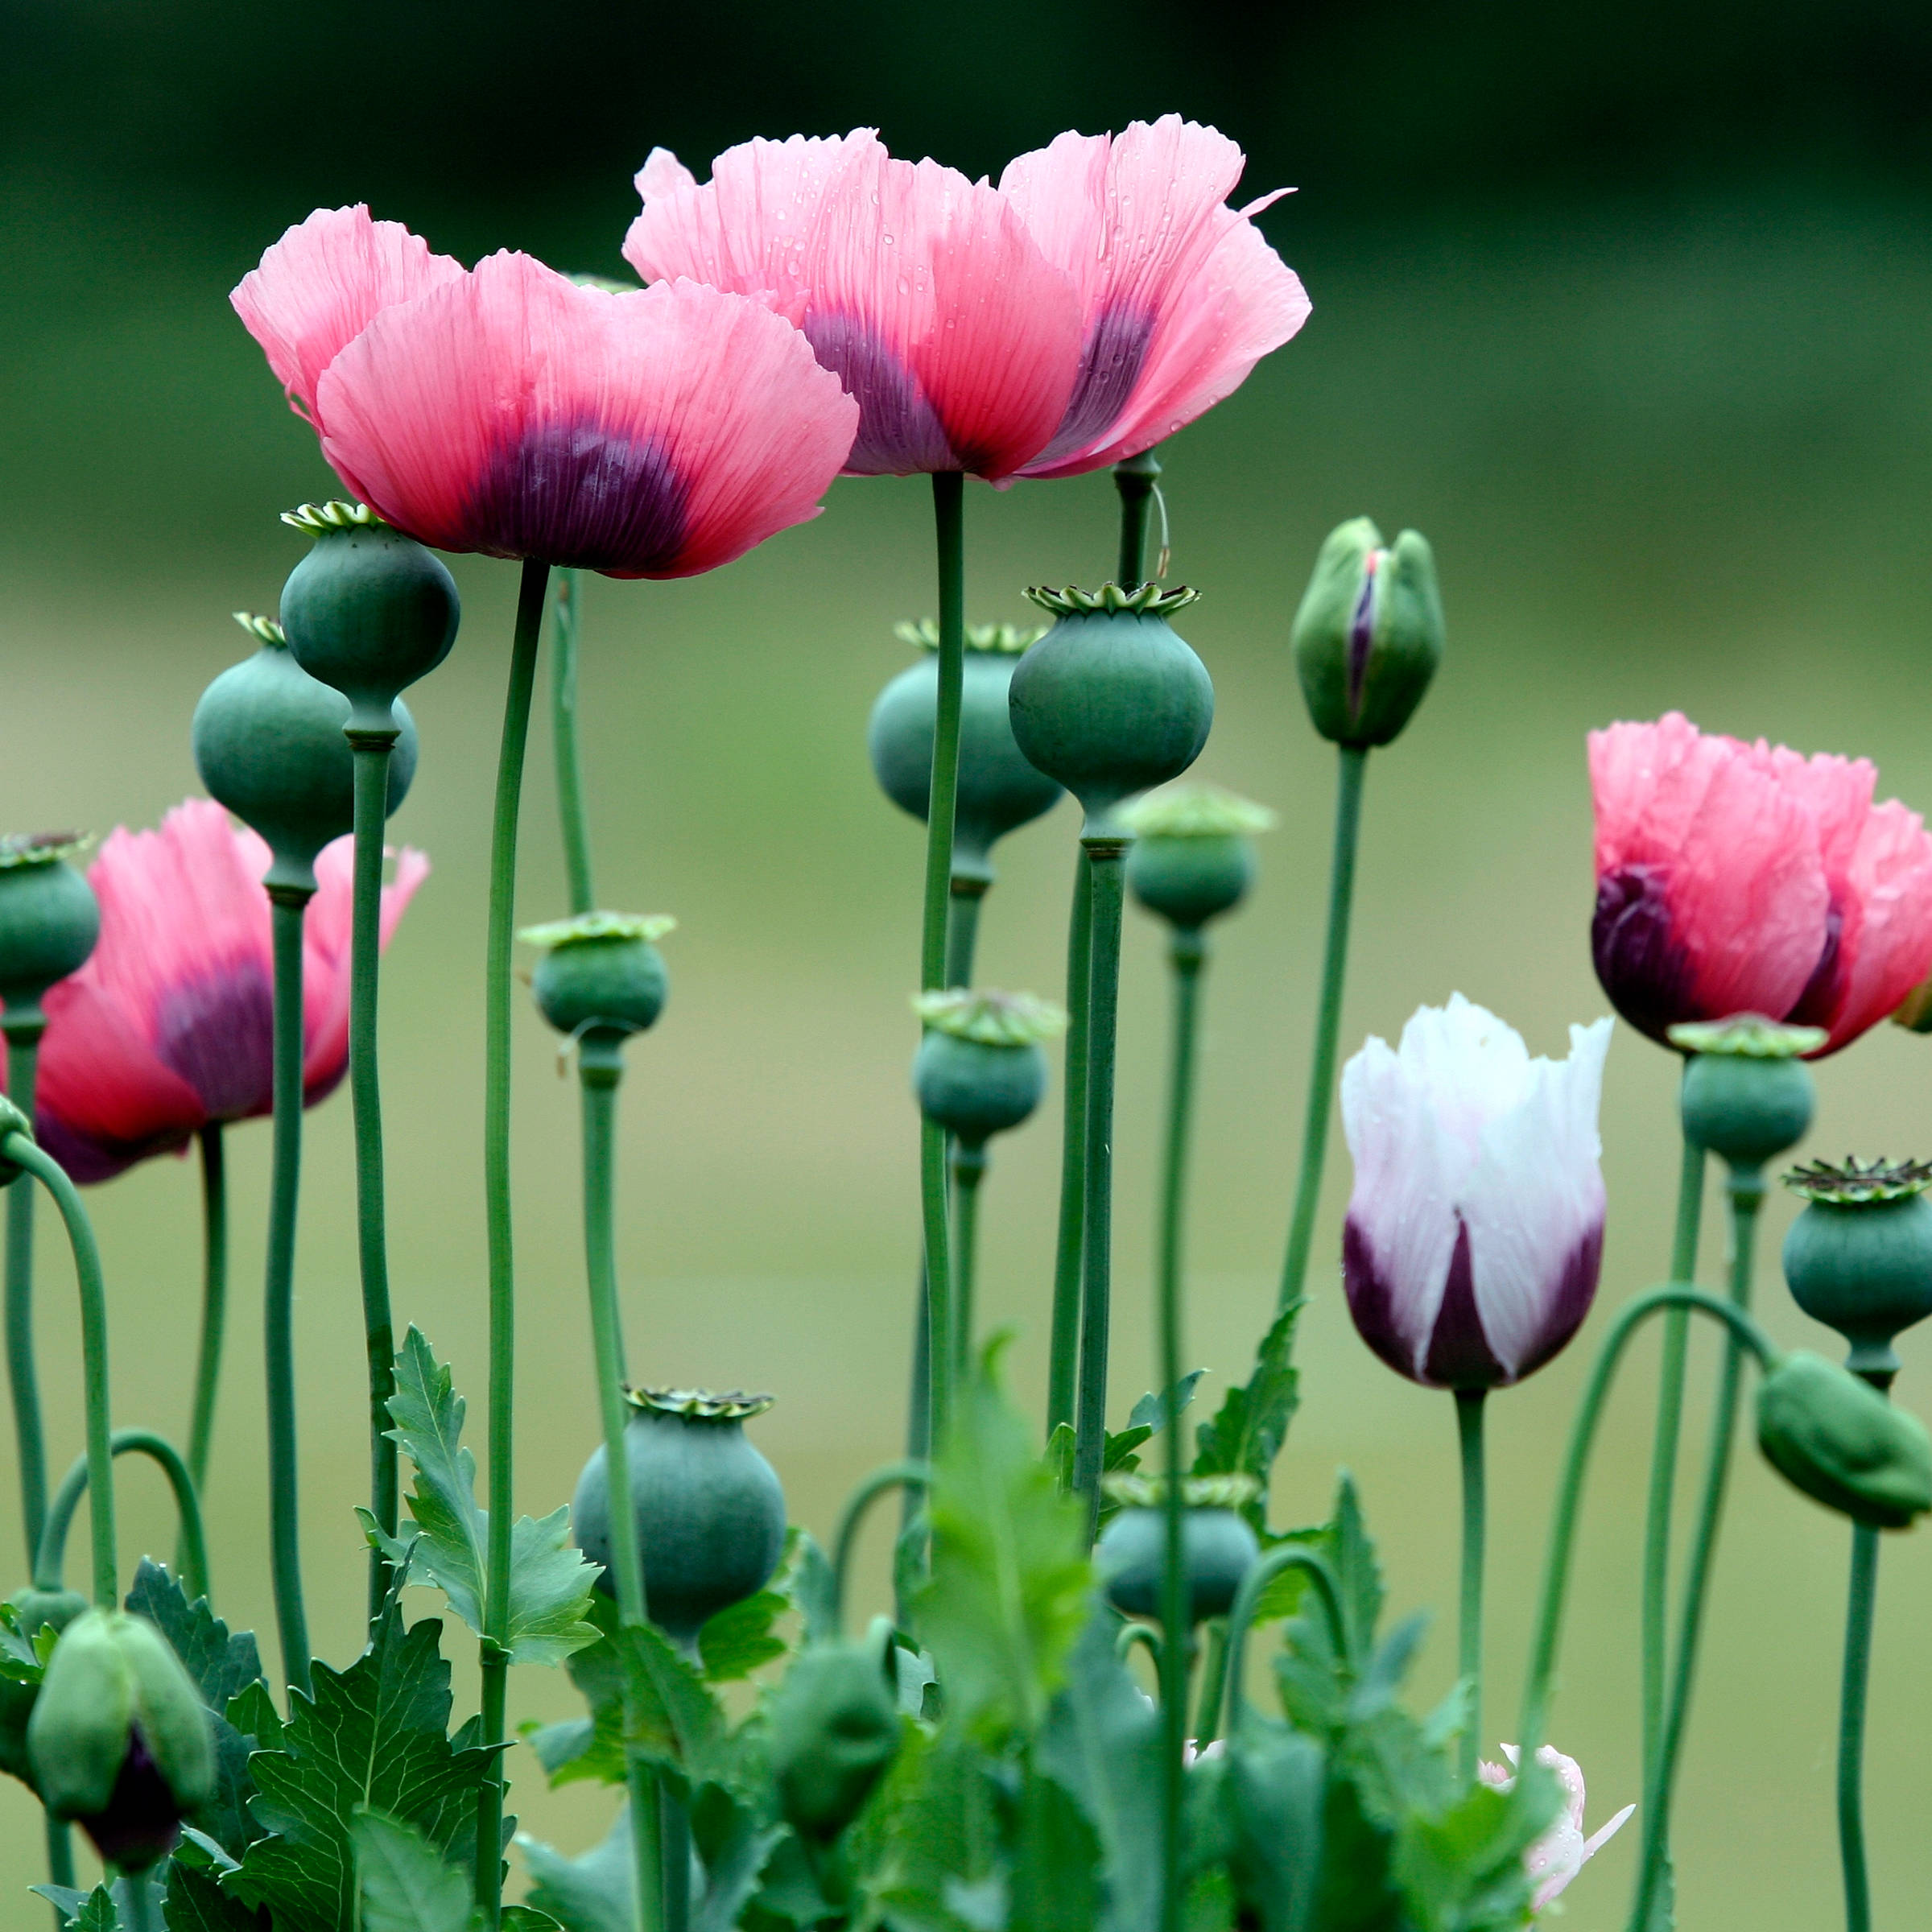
[5,2,1932,1923]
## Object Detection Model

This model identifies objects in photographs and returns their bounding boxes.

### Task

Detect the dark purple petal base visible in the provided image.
[1591,862,1702,1044]
[469,419,687,572]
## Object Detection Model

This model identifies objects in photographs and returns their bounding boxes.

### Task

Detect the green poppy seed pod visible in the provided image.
[1756,1351,1932,1529]
[27,1609,215,1869]
[1291,518,1443,749]
[277,503,460,734]
[911,989,1065,1148]
[522,914,675,1066]
[766,1625,901,1838]
[192,616,419,895]
[572,1389,786,1653]
[1670,1016,1822,1171]
[0,836,99,1013]
[1121,786,1278,932]
[869,622,1064,886]
[1780,1160,1932,1378]
[1096,1476,1262,1624]
[1008,584,1213,837]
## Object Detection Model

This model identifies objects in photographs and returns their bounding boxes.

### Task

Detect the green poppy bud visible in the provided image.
[766,1623,902,1838]
[9,1587,87,1643]
[869,621,1063,887]
[911,990,1066,1148]
[0,835,99,1018]
[520,913,675,1070]
[192,615,419,895]
[1670,1016,1821,1171]
[278,503,460,735]
[1096,1475,1261,1625]
[27,1608,215,1869]
[1781,1159,1932,1378]
[1120,786,1277,933]
[1291,518,1443,749]
[1756,1351,1932,1529]
[1009,584,1213,837]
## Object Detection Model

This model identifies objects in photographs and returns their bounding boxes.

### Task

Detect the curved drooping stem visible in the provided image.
[5,1018,46,1566]
[1641,1114,1706,1787]
[831,1459,931,1635]
[348,731,401,1624]
[1455,1387,1488,1785]
[551,568,597,919]
[1072,841,1128,1541]
[1277,744,1367,1315]
[37,1428,210,1608]
[263,886,312,1696]
[184,1125,227,1501]
[476,556,551,1921]
[4,1133,118,1612]
[1046,852,1093,1443]
[1221,1546,1350,1737]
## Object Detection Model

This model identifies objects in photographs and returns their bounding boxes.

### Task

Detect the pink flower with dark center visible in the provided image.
[623,118,1307,484]
[233,209,857,578]
[28,800,427,1183]
[1340,997,1612,1389]
[1479,1744,1633,1913]
[1590,712,1932,1055]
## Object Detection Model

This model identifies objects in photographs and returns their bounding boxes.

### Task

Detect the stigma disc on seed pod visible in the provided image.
[1781,1158,1932,1377]
[1669,1013,1821,1170]
[519,911,675,1046]
[1120,783,1278,931]
[911,989,1066,1146]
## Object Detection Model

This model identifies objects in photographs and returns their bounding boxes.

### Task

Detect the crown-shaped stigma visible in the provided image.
[280,501,385,537]
[518,910,678,951]
[233,612,287,646]
[1024,582,1200,617]
[1100,1471,1262,1509]
[893,618,1049,654]
[1117,783,1278,840]
[0,832,91,870]
[914,987,1069,1046]
[625,1386,775,1420]
[1669,1013,1827,1059]
[1784,1157,1932,1204]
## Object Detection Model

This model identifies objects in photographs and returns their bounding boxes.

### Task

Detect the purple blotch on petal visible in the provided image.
[469,419,687,572]
[1784,901,1844,1030]
[803,310,956,474]
[31,1108,180,1187]
[1509,1221,1605,1384]
[1346,551,1380,718]
[156,960,273,1124]
[1344,1214,1431,1385]
[1591,863,1701,1043]
[1031,302,1155,468]
[79,1732,183,1872]
[1422,1217,1507,1389]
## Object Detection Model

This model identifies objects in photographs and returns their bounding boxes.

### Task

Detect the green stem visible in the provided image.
[659,1784,691,1932]
[1640,1117,1706,1796]
[1114,450,1162,589]
[1223,1546,1349,1737]
[37,1428,209,1606]
[1046,850,1093,1443]
[121,1870,158,1932]
[1073,842,1127,1541]
[832,1460,931,1634]
[184,1124,226,1500]
[920,1123,953,1454]
[6,1019,46,1567]
[1521,1286,1774,1763]
[1118,1620,1163,1669]
[1277,745,1367,1315]
[552,568,597,916]
[349,733,401,1626]
[1839,1520,1880,1932]
[901,1272,931,1542]
[1157,930,1202,1932]
[945,881,984,990]
[1193,1621,1228,1747]
[1455,1388,1487,1785]
[951,1144,985,1380]
[263,888,312,1695]
[5,1133,117,1610]
[43,1814,72,1902]
[477,555,551,1922]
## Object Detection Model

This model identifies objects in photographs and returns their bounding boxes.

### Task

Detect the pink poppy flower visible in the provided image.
[1479,1744,1633,1913]
[233,210,857,578]
[1590,712,1932,1055]
[27,800,427,1183]
[623,118,1307,484]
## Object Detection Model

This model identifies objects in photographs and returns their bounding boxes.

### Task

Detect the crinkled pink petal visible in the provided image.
[229,204,464,433]
[634,147,699,200]
[316,254,857,576]
[1818,797,1932,1051]
[1001,117,1310,478]
[625,131,1082,481]
[301,837,429,1097]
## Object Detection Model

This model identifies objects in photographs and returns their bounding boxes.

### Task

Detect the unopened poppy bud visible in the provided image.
[1757,1351,1932,1528]
[0,835,99,1017]
[911,990,1066,1147]
[1781,1159,1932,1378]
[278,502,460,735]
[1670,1016,1820,1171]
[1121,785,1277,933]
[1291,518,1443,749]
[1009,584,1213,836]
[869,621,1063,886]
[27,1609,215,1869]
[521,913,675,1063]
[1096,1474,1261,1624]
[766,1622,901,1837]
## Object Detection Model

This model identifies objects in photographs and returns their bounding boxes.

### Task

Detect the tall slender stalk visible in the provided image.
[1073,842,1127,1540]
[1838,1520,1880,1932]
[551,568,597,917]
[38,1429,210,1608]
[1640,1118,1706,1793]
[944,882,983,991]
[1046,852,1092,1442]
[477,557,551,1922]
[1114,449,1161,586]
[1156,927,1202,1932]
[262,887,312,1697]
[348,733,400,1624]
[1277,744,1367,1315]
[122,1870,158,1932]
[184,1125,227,1498]
[950,1144,985,1379]
[5,1021,46,1567]
[1455,1388,1487,1785]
